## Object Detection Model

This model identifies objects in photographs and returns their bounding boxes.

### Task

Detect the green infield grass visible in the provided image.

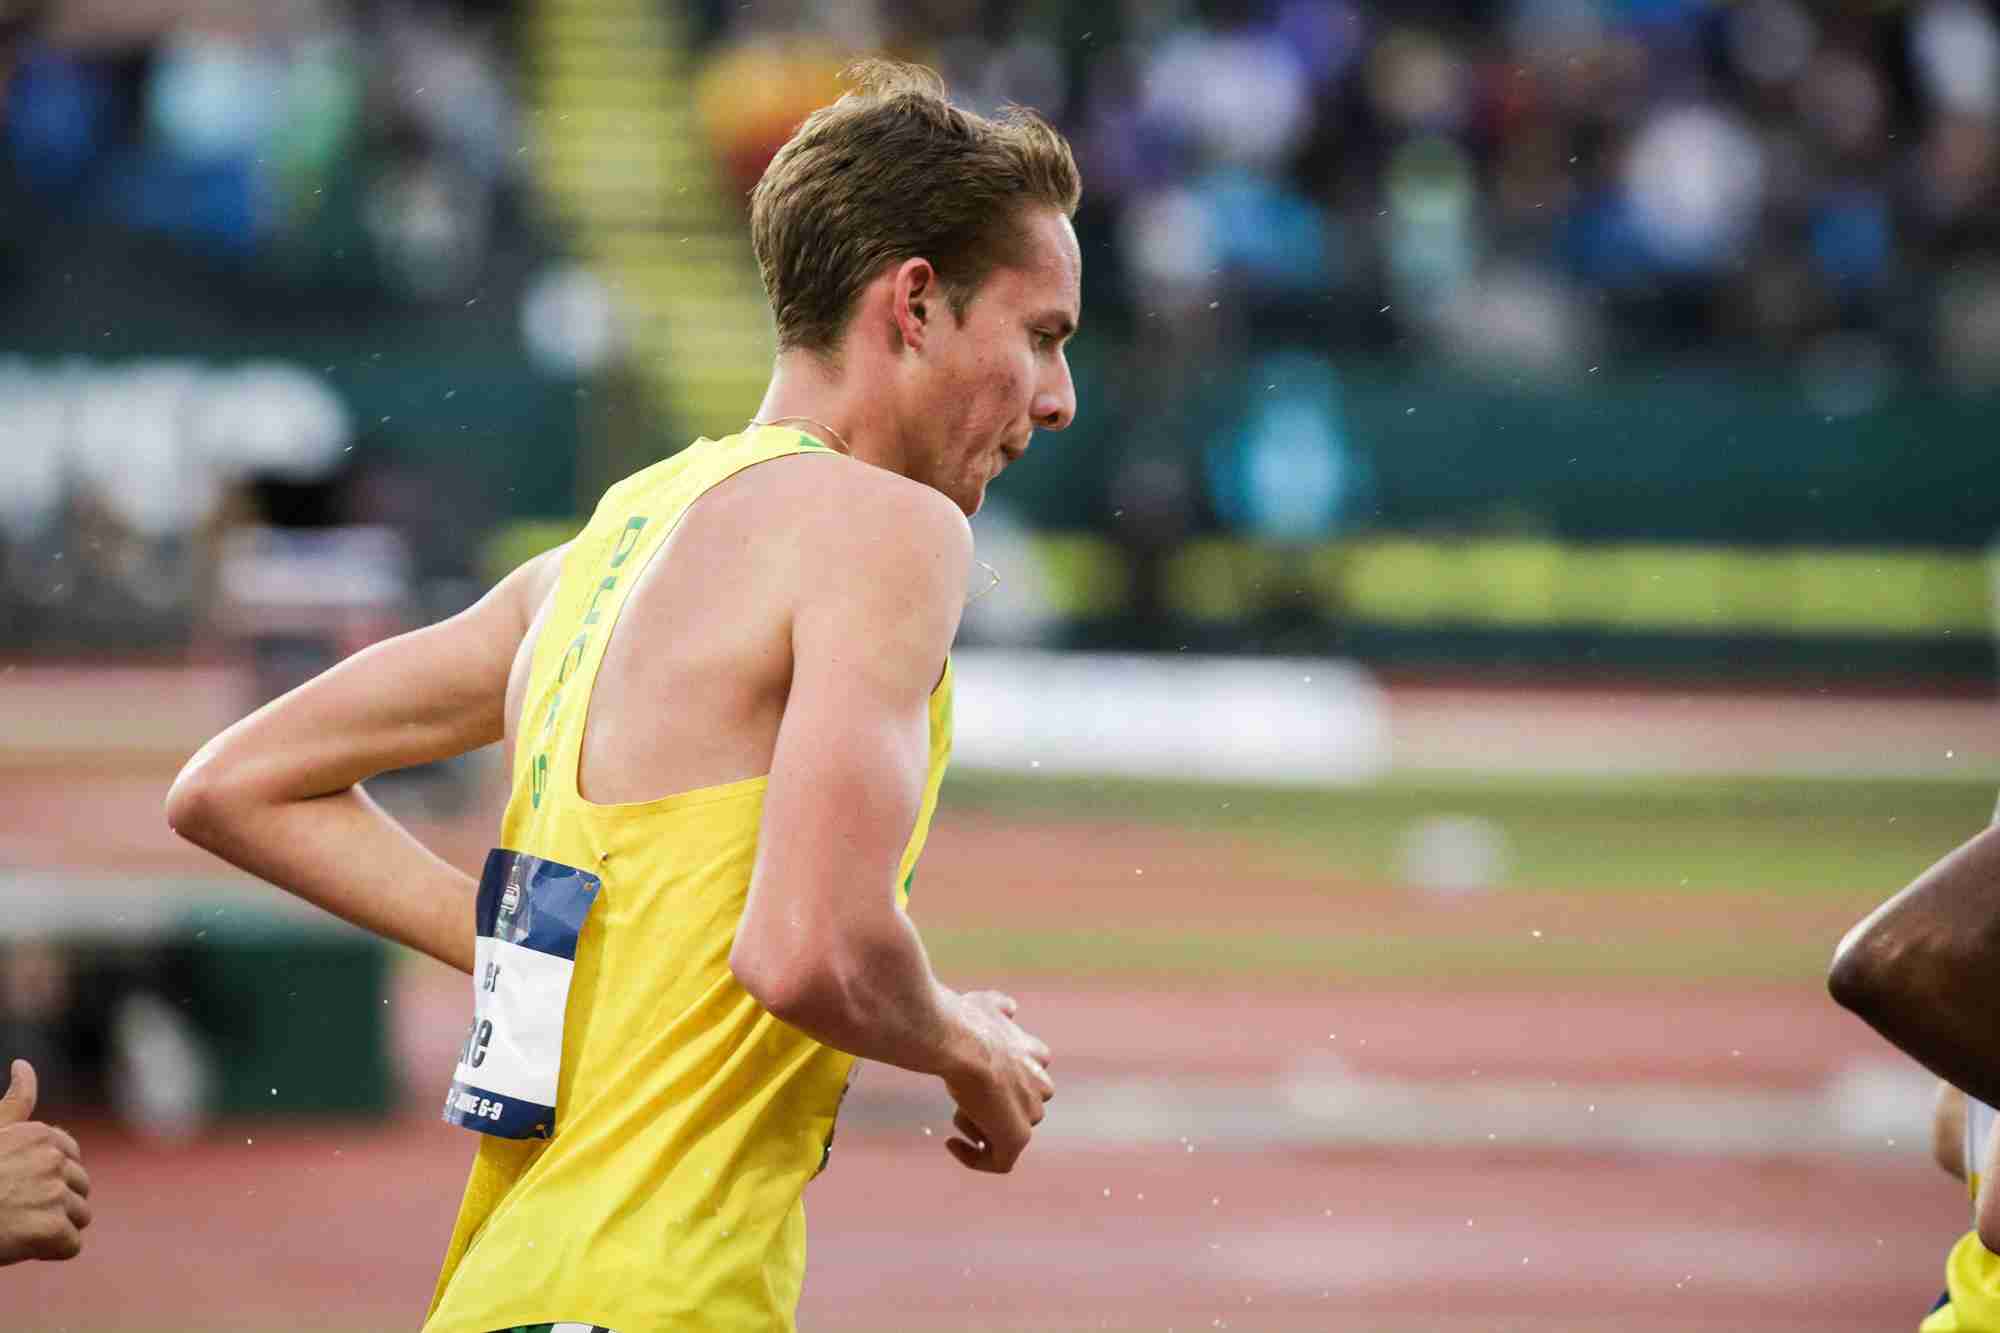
[942,770,1993,898]
[925,771,1995,985]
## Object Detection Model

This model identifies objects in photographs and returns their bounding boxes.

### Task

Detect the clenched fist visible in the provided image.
[942,991,1053,1174]
[0,1060,91,1264]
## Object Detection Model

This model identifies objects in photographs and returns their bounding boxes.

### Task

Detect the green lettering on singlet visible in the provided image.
[526,515,650,809]
[609,515,646,568]
[555,630,588,684]
[582,575,616,626]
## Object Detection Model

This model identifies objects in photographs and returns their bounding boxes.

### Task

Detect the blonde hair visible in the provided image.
[749,59,1081,357]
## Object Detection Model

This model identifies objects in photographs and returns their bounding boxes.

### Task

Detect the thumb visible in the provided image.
[0,1060,36,1125]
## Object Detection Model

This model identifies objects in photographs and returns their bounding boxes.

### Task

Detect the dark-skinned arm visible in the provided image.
[1829,822,2000,1108]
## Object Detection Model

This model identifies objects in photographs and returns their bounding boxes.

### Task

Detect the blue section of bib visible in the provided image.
[443,1077,556,1140]
[474,848,602,961]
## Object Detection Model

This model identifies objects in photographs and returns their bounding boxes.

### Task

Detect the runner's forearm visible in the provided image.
[168,781,476,973]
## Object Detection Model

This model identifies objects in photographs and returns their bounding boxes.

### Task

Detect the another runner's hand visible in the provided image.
[0,1061,91,1265]
[942,991,1053,1174]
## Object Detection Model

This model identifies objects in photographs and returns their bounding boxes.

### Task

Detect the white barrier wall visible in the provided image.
[949,651,1390,785]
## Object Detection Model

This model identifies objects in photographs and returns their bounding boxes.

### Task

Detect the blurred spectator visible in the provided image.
[1204,348,1370,543]
[695,35,850,203]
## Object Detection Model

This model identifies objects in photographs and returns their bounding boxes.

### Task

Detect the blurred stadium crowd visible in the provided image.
[700,0,2000,383]
[2,0,519,289]
[0,0,572,658]
[4,0,2000,673]
[692,0,2000,564]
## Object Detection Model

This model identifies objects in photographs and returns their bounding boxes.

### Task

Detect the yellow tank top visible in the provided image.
[421,428,955,1333]
[1922,1099,2000,1332]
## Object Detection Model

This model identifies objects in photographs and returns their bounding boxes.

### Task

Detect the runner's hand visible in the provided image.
[0,1061,90,1264]
[942,991,1053,1173]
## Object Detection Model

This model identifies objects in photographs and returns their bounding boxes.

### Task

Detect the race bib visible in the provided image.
[442,849,602,1140]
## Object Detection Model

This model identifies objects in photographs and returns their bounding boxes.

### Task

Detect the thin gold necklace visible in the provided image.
[747,415,852,455]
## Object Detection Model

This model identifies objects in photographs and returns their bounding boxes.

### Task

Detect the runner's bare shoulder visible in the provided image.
[767,460,973,689]
[794,458,971,595]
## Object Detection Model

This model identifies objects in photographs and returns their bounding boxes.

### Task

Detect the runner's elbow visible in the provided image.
[731,936,864,1030]
[165,760,229,848]
[1827,918,1910,1025]
[1828,913,1984,1052]
[730,937,817,1021]
[165,742,257,849]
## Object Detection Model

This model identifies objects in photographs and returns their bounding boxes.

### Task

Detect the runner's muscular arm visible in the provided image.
[1829,823,2000,1108]
[165,546,568,974]
[731,477,1052,1170]
[733,483,980,1073]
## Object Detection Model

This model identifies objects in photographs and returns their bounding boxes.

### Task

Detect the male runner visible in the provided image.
[1832,796,2000,1328]
[167,60,1078,1332]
